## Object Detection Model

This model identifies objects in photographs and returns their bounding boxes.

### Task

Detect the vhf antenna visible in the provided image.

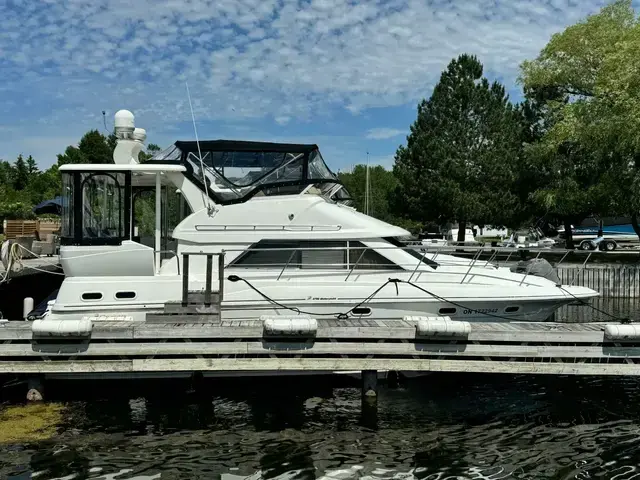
[186,82,216,215]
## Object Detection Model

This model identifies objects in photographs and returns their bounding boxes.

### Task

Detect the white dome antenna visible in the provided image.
[133,127,147,144]
[114,110,135,139]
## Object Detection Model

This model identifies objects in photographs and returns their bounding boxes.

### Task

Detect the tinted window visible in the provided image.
[348,242,402,270]
[231,240,400,270]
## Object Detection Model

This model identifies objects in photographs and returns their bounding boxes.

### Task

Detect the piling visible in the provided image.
[387,370,399,389]
[26,375,45,402]
[362,370,378,401]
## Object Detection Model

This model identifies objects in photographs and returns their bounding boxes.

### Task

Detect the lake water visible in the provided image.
[3,374,640,480]
[2,300,640,480]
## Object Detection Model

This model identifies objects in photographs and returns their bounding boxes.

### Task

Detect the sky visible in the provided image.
[0,0,623,172]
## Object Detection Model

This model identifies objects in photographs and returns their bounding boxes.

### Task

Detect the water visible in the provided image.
[3,373,640,480]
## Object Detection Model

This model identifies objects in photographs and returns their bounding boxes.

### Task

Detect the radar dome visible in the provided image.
[133,127,147,143]
[114,110,135,137]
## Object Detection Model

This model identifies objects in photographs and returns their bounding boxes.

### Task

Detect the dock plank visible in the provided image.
[1,357,640,376]
[1,341,637,359]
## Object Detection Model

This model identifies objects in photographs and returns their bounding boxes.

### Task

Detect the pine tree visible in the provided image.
[13,154,29,191]
[392,54,522,240]
[26,155,38,176]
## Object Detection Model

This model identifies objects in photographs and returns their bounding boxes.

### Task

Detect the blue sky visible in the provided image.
[0,0,621,172]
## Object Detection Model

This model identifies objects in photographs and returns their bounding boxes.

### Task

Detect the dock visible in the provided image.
[2,250,640,406]
[2,318,640,385]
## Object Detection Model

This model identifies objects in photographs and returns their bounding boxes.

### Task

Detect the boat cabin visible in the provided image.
[58,133,356,277]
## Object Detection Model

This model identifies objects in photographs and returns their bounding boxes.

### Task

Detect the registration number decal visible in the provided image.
[463,308,498,315]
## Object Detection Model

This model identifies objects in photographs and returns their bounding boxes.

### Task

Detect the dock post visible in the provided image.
[218,252,225,302]
[26,375,45,402]
[205,255,213,306]
[362,370,378,401]
[361,370,378,428]
[387,370,399,389]
[182,254,190,306]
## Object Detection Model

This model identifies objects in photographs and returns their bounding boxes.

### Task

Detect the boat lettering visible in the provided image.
[307,296,337,301]
[463,308,498,315]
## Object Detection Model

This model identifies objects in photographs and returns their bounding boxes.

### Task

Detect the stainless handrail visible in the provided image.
[408,249,428,283]
[570,252,593,286]
[460,248,483,284]
[155,249,180,275]
[277,249,297,281]
[345,248,367,281]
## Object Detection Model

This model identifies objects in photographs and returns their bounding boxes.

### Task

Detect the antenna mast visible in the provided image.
[365,151,370,215]
[186,82,215,214]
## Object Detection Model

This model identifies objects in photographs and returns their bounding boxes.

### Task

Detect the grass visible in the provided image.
[0,402,65,444]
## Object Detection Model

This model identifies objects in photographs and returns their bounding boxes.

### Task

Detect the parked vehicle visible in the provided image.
[558,216,639,251]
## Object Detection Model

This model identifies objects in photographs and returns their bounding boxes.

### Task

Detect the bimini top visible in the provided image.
[149,139,352,205]
[174,140,319,154]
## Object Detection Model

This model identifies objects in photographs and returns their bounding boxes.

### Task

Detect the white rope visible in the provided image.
[0,242,64,284]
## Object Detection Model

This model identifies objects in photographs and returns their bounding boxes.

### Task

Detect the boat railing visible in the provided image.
[181,252,225,307]
[217,244,613,285]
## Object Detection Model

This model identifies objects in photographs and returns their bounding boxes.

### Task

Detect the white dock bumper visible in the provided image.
[408,316,472,337]
[604,324,640,340]
[31,319,93,337]
[262,316,318,337]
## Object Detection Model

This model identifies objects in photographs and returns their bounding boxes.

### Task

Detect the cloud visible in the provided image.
[0,0,621,166]
[366,128,405,140]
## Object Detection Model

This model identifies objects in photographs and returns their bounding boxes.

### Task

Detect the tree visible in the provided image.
[392,54,523,242]
[520,0,640,240]
[13,154,29,191]
[57,130,114,165]
[139,143,162,162]
[0,160,14,187]
[338,165,398,223]
[25,155,38,176]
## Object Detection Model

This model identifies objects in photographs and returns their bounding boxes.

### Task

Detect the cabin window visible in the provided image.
[61,173,74,238]
[80,173,126,243]
[82,292,103,301]
[115,291,136,299]
[230,240,400,270]
[231,240,347,269]
[348,243,401,270]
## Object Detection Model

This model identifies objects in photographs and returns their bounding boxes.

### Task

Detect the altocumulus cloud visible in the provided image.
[0,0,619,166]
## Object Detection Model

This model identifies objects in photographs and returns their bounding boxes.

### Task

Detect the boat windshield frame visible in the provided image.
[147,140,351,206]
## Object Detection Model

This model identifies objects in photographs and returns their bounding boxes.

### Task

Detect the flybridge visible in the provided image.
[148,139,351,205]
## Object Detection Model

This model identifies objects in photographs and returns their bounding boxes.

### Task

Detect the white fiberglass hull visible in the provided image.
[48,271,598,323]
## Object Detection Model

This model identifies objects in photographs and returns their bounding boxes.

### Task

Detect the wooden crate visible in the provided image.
[4,220,38,240]
[3,219,60,240]
[38,219,61,237]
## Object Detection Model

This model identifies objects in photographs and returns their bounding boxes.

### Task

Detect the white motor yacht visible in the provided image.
[46,111,598,324]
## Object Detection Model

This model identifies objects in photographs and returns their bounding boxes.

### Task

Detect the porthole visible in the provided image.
[439,307,456,315]
[505,306,520,313]
[115,291,136,300]
[82,292,102,301]
[351,307,371,316]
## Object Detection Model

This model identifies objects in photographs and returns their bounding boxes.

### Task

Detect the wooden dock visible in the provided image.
[2,318,640,379]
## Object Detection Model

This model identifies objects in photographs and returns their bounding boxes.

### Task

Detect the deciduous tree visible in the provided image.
[520,0,640,241]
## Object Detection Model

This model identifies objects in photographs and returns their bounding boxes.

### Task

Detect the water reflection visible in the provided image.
[2,374,640,479]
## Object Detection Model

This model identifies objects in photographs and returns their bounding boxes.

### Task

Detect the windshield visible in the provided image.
[151,141,348,205]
